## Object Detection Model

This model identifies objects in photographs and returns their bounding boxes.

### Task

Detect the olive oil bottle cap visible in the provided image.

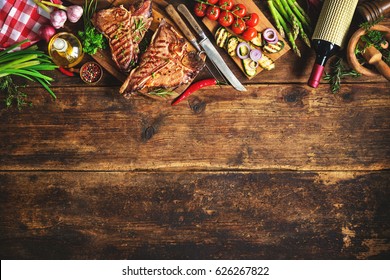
[52,38,67,52]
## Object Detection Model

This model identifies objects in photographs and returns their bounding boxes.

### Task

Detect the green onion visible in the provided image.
[0,40,58,99]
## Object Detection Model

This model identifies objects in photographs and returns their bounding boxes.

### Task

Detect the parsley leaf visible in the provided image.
[78,26,107,55]
[78,0,107,55]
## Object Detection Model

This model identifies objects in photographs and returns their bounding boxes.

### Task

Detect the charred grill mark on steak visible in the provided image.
[91,1,152,72]
[119,20,205,97]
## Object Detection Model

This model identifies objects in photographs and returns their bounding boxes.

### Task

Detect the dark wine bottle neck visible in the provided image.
[312,39,341,66]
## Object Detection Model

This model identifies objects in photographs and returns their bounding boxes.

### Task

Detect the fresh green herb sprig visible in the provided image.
[353,18,390,75]
[324,57,361,94]
[134,18,147,34]
[355,18,390,65]
[360,29,386,48]
[78,0,107,55]
[148,88,176,98]
[360,17,384,31]
[133,18,147,43]
[78,27,107,55]
[0,76,31,110]
[0,40,57,101]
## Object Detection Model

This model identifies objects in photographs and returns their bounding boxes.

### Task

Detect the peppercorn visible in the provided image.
[80,62,102,84]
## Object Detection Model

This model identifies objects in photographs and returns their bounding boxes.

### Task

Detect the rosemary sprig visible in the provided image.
[134,18,147,34]
[148,88,176,98]
[324,57,361,94]
[133,18,148,43]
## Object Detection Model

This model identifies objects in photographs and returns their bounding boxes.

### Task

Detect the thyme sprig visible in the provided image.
[0,76,31,110]
[324,57,361,94]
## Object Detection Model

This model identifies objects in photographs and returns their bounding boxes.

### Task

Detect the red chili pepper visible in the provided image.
[58,67,75,77]
[171,78,217,106]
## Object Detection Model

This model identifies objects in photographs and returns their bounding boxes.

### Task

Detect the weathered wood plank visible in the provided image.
[1,84,389,171]
[0,171,389,259]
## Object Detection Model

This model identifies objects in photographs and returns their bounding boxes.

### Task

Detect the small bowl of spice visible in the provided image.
[80,61,103,84]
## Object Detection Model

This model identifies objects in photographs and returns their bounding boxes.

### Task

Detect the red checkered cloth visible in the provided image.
[0,0,51,49]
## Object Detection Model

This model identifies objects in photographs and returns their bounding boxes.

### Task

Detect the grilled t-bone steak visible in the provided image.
[91,1,152,72]
[119,19,205,97]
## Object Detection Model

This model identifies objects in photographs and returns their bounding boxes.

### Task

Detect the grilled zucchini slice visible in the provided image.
[242,58,257,77]
[238,43,250,57]
[226,36,239,57]
[263,41,285,54]
[215,27,229,48]
[250,32,263,47]
[258,54,275,70]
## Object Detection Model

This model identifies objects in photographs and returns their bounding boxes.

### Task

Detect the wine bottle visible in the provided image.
[308,0,359,88]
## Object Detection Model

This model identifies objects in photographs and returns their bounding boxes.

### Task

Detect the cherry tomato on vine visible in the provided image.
[232,3,247,18]
[194,2,208,17]
[218,0,234,10]
[231,18,246,35]
[218,10,234,27]
[206,6,220,21]
[244,13,260,27]
[242,27,257,41]
[206,0,218,4]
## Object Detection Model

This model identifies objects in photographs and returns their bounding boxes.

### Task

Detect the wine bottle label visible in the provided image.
[312,0,359,47]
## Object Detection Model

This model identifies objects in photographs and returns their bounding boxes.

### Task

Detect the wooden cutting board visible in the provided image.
[203,0,290,79]
[67,0,200,99]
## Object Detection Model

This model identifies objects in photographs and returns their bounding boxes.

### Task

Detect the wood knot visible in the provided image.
[141,114,166,142]
[283,87,309,107]
[142,126,155,141]
[341,92,354,103]
[189,97,206,114]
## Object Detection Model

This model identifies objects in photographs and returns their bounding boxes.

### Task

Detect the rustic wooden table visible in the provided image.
[1,0,389,259]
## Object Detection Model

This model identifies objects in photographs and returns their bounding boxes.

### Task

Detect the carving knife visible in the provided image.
[177,4,247,92]
[165,4,227,84]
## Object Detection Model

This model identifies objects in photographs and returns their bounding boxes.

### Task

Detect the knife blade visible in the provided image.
[165,4,226,83]
[165,4,202,53]
[177,4,247,92]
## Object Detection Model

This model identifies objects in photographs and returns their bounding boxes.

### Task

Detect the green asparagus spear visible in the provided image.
[286,0,312,34]
[274,0,299,40]
[268,0,301,57]
[281,0,311,47]
[267,0,285,38]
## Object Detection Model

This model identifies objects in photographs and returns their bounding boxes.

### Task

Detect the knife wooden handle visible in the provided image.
[177,4,206,39]
[165,4,197,43]
[153,0,169,8]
